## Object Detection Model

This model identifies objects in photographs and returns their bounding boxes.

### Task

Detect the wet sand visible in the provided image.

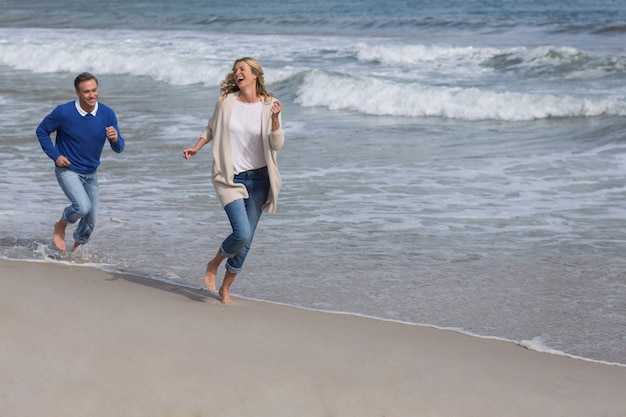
[1,258,625,417]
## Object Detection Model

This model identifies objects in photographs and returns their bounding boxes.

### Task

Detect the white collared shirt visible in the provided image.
[75,99,98,117]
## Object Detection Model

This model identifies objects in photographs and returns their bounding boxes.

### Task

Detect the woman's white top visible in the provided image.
[229,100,265,174]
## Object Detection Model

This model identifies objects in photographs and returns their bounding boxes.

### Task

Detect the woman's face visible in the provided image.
[233,61,257,90]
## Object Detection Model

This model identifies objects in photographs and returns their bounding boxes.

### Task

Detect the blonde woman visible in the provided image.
[183,57,284,304]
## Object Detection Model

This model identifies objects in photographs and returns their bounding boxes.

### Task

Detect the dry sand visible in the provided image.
[1,258,625,417]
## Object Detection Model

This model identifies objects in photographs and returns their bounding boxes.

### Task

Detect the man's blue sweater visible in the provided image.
[36,101,125,174]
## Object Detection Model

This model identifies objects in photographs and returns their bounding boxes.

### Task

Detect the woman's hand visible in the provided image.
[182,148,197,160]
[183,137,209,159]
[271,100,282,117]
[271,100,282,131]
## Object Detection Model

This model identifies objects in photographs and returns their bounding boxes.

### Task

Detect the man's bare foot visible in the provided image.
[53,219,68,251]
[71,242,81,252]
[218,287,233,304]
[204,260,218,291]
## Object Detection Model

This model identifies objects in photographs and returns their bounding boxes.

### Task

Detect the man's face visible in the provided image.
[76,79,99,112]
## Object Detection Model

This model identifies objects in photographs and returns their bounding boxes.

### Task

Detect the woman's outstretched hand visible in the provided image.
[182,148,197,159]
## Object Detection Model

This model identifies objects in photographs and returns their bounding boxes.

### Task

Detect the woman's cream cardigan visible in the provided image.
[201,92,285,214]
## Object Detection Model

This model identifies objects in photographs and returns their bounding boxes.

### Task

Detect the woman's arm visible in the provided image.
[182,136,209,159]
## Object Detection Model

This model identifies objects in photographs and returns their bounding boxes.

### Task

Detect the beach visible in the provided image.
[1,258,625,417]
[2,0,626,365]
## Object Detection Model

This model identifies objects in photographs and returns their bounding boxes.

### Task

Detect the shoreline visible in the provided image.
[2,258,626,416]
[12,256,625,368]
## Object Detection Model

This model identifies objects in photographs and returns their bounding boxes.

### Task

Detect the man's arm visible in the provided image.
[106,110,125,153]
[35,107,63,163]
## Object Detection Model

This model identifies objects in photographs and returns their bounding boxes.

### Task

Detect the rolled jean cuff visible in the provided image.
[225,262,242,274]
[219,244,236,259]
[61,212,74,224]
[219,245,244,274]
[72,230,90,245]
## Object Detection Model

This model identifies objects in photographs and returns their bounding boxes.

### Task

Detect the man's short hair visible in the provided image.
[74,72,99,91]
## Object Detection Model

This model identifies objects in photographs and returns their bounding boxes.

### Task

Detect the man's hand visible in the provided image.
[55,155,71,167]
[106,126,118,142]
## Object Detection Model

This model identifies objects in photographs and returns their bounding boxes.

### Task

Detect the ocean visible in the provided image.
[1,0,625,365]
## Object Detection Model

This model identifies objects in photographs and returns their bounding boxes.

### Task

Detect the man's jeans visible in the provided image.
[55,167,99,245]
[220,167,270,273]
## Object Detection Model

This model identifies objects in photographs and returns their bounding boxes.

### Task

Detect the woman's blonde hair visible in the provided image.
[219,57,275,103]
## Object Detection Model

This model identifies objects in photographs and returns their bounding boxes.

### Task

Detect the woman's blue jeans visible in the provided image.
[55,166,99,245]
[220,167,270,274]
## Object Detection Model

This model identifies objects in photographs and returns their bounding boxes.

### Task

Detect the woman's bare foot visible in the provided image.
[219,271,237,304]
[204,252,226,292]
[218,287,233,304]
[204,260,218,291]
[53,219,68,251]
[71,242,81,252]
